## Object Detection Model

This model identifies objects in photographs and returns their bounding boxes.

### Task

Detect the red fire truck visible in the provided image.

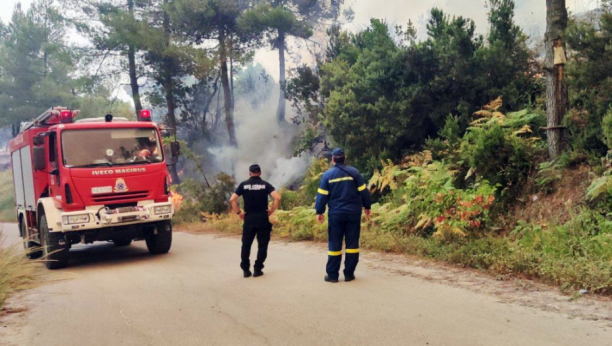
[9,107,180,269]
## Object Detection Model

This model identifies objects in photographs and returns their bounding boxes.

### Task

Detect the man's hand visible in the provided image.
[269,191,281,218]
[365,209,371,220]
[317,214,325,224]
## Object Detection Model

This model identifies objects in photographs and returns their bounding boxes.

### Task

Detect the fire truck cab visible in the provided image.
[9,107,180,269]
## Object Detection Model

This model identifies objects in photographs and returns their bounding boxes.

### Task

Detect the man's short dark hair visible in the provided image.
[332,155,346,164]
[249,164,261,173]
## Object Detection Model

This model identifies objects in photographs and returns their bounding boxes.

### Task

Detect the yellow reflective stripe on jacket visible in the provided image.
[318,188,329,195]
[328,250,342,256]
[346,249,360,254]
[358,184,366,192]
[329,177,354,183]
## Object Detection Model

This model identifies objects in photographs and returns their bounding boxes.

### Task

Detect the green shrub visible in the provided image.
[173,173,236,224]
[602,107,612,150]
[460,109,544,200]
[536,160,563,193]
[369,158,496,242]
[279,189,306,211]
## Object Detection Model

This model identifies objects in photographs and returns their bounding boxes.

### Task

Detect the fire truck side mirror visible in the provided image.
[33,133,46,145]
[33,147,46,171]
[170,141,181,158]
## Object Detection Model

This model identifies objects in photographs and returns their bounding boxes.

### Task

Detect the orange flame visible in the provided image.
[170,191,183,211]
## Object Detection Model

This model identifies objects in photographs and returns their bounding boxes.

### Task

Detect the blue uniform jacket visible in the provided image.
[315,164,372,215]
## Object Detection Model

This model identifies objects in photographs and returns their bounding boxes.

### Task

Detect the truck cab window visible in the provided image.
[49,133,57,165]
[62,128,163,168]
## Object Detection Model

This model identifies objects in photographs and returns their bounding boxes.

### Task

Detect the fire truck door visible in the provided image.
[12,146,36,211]
[47,133,60,196]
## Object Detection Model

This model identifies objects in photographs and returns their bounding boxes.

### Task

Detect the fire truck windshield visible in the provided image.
[61,128,163,168]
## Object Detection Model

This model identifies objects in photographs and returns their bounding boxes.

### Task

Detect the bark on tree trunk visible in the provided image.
[128,44,143,114]
[545,0,569,160]
[164,79,180,184]
[163,0,180,184]
[276,30,287,125]
[127,0,142,114]
[229,34,235,108]
[219,27,237,146]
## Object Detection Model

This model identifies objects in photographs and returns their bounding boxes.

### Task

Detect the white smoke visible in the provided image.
[207,86,311,189]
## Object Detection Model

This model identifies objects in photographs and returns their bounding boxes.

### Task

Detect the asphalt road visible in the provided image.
[2,223,611,346]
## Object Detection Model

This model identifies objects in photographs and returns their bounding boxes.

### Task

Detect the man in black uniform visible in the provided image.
[230,164,281,278]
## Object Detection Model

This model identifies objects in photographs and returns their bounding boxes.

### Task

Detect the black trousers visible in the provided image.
[327,213,361,280]
[240,212,272,270]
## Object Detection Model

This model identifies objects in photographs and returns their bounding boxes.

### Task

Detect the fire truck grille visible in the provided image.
[92,191,149,204]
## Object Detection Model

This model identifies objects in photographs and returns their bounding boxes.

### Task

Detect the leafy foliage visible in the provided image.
[535,160,563,193]
[565,6,612,156]
[288,2,535,173]
[368,158,496,242]
[174,173,236,224]
[459,102,545,200]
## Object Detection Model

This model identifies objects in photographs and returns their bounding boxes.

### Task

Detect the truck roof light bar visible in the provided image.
[139,109,152,122]
[60,110,73,124]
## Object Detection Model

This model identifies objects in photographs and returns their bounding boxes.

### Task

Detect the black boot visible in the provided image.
[243,269,252,278]
[345,274,356,282]
[324,275,339,283]
[253,268,264,277]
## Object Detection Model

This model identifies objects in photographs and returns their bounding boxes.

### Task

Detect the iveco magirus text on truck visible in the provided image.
[9,107,181,269]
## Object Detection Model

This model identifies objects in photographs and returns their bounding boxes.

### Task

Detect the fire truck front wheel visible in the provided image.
[40,215,70,270]
[145,221,172,254]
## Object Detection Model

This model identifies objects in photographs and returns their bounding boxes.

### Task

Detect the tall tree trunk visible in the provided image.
[276,30,287,125]
[128,45,143,114]
[163,0,180,183]
[229,34,235,108]
[127,0,142,114]
[219,27,237,146]
[545,0,569,160]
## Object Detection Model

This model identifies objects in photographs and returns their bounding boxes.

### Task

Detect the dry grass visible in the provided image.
[0,169,15,222]
[0,228,39,310]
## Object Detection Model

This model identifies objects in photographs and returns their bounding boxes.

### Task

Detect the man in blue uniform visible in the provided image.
[315,148,372,283]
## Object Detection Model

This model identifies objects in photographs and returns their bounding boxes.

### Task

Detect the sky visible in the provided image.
[1,0,34,24]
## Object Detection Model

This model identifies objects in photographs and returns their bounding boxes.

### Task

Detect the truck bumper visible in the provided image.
[52,199,174,233]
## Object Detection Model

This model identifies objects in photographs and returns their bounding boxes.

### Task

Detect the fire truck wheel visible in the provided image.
[145,221,172,254]
[113,238,133,247]
[21,220,42,259]
[40,215,70,270]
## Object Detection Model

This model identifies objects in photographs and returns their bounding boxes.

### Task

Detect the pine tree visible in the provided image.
[62,0,147,114]
[240,1,312,124]
[168,0,253,147]
[0,0,76,136]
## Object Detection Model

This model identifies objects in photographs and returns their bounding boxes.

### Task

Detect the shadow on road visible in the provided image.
[64,241,169,269]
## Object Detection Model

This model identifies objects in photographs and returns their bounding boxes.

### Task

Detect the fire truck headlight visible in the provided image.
[154,206,172,215]
[62,214,90,225]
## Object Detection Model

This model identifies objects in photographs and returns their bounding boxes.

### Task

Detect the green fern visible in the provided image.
[587,172,612,202]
